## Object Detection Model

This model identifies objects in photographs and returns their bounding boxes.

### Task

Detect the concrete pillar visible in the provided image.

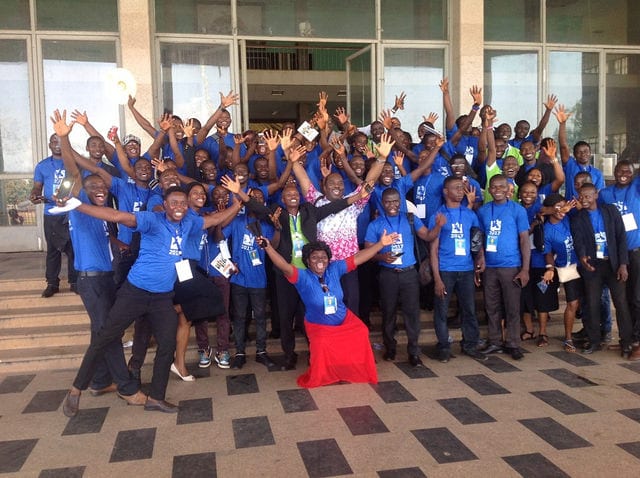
[118,0,154,139]
[450,0,484,119]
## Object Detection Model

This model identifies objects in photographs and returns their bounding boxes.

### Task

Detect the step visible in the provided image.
[0,324,92,349]
[0,291,83,311]
[0,304,89,328]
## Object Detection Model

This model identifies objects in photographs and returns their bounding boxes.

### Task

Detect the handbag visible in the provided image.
[556,263,580,283]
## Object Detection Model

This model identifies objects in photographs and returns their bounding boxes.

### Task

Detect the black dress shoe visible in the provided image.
[383,350,396,361]
[231,353,246,369]
[438,349,450,363]
[256,351,276,368]
[409,355,424,367]
[62,391,80,417]
[582,342,602,354]
[42,284,59,298]
[144,398,178,413]
[482,343,504,354]
[463,348,488,362]
[505,347,524,360]
[281,353,297,371]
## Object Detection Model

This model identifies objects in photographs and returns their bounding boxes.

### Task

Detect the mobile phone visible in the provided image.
[391,252,404,258]
[55,179,74,200]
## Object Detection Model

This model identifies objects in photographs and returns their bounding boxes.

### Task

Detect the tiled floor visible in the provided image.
[2,335,640,477]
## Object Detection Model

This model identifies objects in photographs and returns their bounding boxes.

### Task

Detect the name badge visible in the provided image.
[529,233,535,250]
[486,235,498,252]
[416,204,426,219]
[596,242,606,259]
[175,259,193,282]
[324,295,337,314]
[622,213,638,232]
[250,249,262,266]
[293,238,304,258]
[454,238,466,256]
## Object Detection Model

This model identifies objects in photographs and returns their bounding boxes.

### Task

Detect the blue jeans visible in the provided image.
[433,270,479,352]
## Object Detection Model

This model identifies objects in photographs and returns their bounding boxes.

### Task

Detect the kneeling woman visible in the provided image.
[262,231,397,388]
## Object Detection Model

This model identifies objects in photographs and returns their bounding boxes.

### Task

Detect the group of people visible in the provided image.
[30,79,640,418]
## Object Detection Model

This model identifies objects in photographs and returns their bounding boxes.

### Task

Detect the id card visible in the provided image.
[454,238,466,256]
[596,242,606,259]
[324,295,337,314]
[175,259,193,282]
[529,233,535,250]
[249,249,262,266]
[293,237,304,258]
[486,235,498,252]
[623,213,638,232]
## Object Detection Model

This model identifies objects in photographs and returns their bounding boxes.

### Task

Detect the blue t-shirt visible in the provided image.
[69,192,112,272]
[196,132,246,168]
[371,174,414,216]
[461,176,483,208]
[288,258,353,325]
[588,209,609,258]
[110,151,152,181]
[477,200,529,268]
[598,183,640,250]
[127,210,204,293]
[413,172,445,222]
[429,205,479,272]
[109,176,153,244]
[365,213,423,268]
[543,217,577,267]
[563,157,604,200]
[524,202,546,268]
[223,216,274,289]
[33,156,66,215]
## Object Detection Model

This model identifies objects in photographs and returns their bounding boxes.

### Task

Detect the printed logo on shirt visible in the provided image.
[169,235,182,256]
[564,236,574,260]
[415,185,426,202]
[489,219,502,236]
[53,169,66,192]
[614,201,628,215]
[241,232,255,250]
[133,201,143,212]
[595,231,607,243]
[450,222,464,239]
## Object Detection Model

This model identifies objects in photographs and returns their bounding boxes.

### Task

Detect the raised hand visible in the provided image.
[542,138,557,159]
[320,155,331,178]
[220,174,241,194]
[317,91,328,111]
[544,94,558,111]
[219,90,239,109]
[269,207,283,230]
[379,109,393,130]
[288,145,307,163]
[263,129,280,152]
[374,133,395,158]
[127,95,136,109]
[464,184,476,206]
[394,91,406,111]
[151,157,166,172]
[334,106,349,125]
[233,133,245,145]
[280,127,293,151]
[553,104,571,124]
[70,109,88,126]
[393,151,405,167]
[470,85,482,105]
[439,77,449,93]
[380,229,400,246]
[158,113,172,132]
[50,109,75,137]
[182,119,195,138]
[423,112,439,125]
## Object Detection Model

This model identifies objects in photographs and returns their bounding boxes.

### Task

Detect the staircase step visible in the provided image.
[0,324,92,349]
[0,291,83,310]
[0,305,89,328]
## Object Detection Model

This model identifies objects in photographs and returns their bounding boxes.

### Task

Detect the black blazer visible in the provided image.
[245,197,351,263]
[570,203,628,275]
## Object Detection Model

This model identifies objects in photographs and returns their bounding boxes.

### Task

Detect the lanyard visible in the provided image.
[384,212,402,233]
[444,205,462,227]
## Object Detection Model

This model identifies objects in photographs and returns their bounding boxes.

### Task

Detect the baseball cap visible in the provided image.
[122,134,141,146]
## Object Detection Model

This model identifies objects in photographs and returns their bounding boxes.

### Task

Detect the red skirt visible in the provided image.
[297,309,378,388]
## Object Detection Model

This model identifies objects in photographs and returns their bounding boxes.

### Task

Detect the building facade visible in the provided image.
[1,0,638,251]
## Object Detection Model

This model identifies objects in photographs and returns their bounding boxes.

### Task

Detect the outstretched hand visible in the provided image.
[374,133,395,158]
[50,109,75,138]
[553,104,571,124]
[220,175,241,194]
[380,229,400,246]
[219,90,239,109]
[542,138,557,159]
[70,109,88,126]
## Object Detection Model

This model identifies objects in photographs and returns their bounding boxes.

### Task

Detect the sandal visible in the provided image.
[537,335,549,347]
[520,330,536,341]
[563,339,576,353]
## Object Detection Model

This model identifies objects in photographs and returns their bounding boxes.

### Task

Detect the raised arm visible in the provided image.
[262,237,295,278]
[409,136,445,182]
[484,107,497,168]
[530,94,558,144]
[364,133,395,184]
[449,85,482,146]
[202,196,243,229]
[353,229,399,266]
[553,104,572,164]
[147,114,171,161]
[543,139,565,192]
[289,145,312,196]
[439,78,456,131]
[127,95,157,138]
[416,212,446,242]
[50,110,82,197]
[71,109,115,159]
[196,91,239,145]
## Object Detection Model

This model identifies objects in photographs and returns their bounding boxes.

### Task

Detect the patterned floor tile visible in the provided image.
[436,397,496,424]
[541,368,598,387]
[618,408,640,424]
[394,362,437,379]
[0,374,35,394]
[617,441,640,460]
[337,405,389,435]
[519,417,592,450]
[38,466,86,478]
[172,452,216,478]
[177,397,213,425]
[23,389,68,414]
[530,390,595,415]
[226,374,259,395]
[411,427,478,463]
[232,416,275,448]
[619,382,640,396]
[619,362,640,374]
[481,356,521,373]
[547,351,597,367]
[62,407,109,436]
[502,452,570,477]
[0,439,38,473]
[377,466,426,477]
[297,438,352,478]
[371,381,417,403]
[277,389,318,413]
[457,374,510,395]
[109,428,156,462]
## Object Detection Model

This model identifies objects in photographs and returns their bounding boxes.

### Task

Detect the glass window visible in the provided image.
[0,0,30,30]
[546,0,640,46]
[236,0,375,39]
[42,41,119,153]
[381,0,447,40]
[155,0,232,35]
[548,51,599,153]
[0,40,33,174]
[36,0,118,32]
[0,179,36,227]
[383,48,445,142]
[347,47,373,127]
[484,50,538,134]
[160,43,233,126]
[484,0,540,42]
[606,53,640,169]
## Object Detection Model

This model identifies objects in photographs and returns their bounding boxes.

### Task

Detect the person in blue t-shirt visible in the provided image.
[429,176,487,363]
[31,132,78,297]
[365,188,444,367]
[477,174,531,360]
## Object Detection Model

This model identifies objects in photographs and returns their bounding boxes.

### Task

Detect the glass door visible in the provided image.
[346,45,375,127]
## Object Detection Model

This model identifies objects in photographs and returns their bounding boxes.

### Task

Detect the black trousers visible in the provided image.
[379,267,421,356]
[274,272,305,358]
[628,249,640,341]
[73,281,177,400]
[44,214,77,286]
